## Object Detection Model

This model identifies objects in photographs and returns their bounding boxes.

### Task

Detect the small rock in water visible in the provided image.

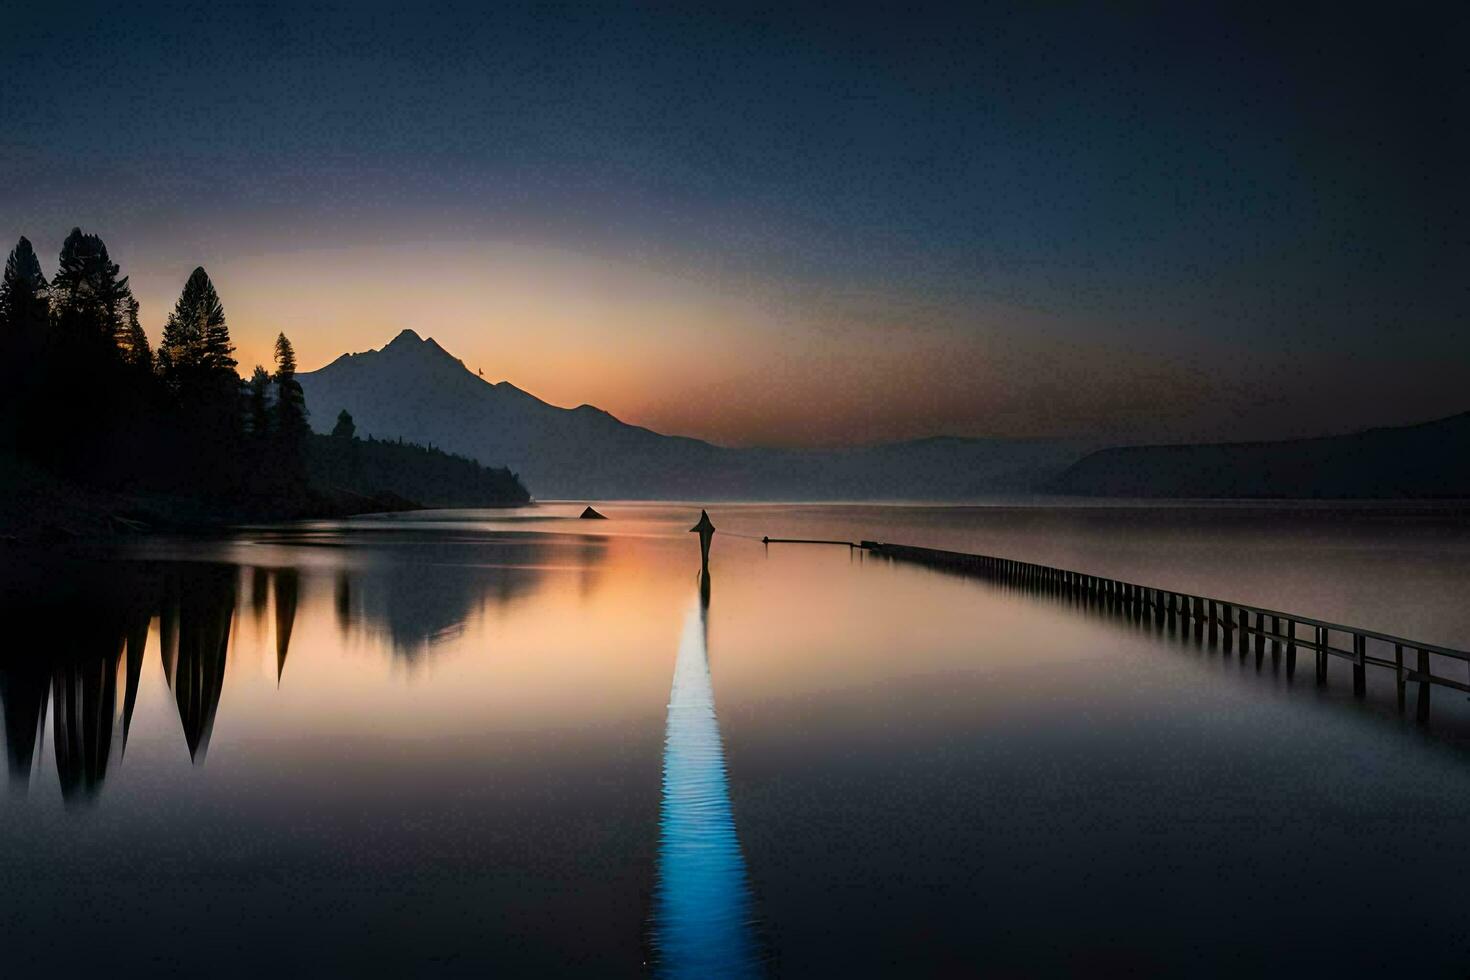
[580,506,607,520]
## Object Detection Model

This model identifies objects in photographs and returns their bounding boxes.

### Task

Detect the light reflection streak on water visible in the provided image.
[651,588,761,978]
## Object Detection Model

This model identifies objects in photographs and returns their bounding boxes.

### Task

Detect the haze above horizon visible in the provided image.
[3,2,1463,448]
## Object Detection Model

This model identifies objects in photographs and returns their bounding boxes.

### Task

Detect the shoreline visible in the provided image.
[0,454,530,547]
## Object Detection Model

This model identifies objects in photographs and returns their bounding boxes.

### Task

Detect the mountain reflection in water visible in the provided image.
[255,526,609,660]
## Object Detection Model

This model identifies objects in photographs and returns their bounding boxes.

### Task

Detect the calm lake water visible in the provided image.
[4,501,1470,976]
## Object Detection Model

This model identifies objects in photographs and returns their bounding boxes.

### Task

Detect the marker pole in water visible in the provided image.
[690,510,715,580]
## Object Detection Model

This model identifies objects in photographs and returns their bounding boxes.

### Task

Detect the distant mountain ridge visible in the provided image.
[299,330,1083,500]
[1052,412,1470,498]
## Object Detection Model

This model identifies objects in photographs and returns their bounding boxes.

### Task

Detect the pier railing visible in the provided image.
[852,541,1469,723]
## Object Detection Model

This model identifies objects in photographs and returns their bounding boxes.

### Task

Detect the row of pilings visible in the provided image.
[860,541,1469,724]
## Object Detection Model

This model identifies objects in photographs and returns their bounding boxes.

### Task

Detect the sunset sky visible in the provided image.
[2,2,1464,448]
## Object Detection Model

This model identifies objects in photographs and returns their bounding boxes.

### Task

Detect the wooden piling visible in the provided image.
[1417,648,1432,723]
[1395,643,1405,711]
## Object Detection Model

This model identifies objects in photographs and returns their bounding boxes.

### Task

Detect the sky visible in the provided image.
[1,2,1465,448]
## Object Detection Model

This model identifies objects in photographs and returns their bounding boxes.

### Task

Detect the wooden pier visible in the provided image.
[761,536,857,547]
[851,541,1470,723]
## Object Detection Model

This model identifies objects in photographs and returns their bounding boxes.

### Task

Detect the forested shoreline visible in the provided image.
[0,228,528,541]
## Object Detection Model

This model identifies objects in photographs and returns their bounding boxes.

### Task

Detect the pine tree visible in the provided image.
[272,332,309,486]
[0,236,50,345]
[248,365,271,437]
[274,332,309,438]
[158,267,233,385]
[0,237,52,447]
[50,228,131,357]
[331,409,356,440]
[117,296,152,371]
[274,332,297,377]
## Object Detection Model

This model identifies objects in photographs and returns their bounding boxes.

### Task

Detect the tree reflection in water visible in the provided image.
[0,530,610,800]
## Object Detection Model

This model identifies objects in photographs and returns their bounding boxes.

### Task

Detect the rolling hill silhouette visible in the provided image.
[1052,412,1470,498]
[299,330,1082,500]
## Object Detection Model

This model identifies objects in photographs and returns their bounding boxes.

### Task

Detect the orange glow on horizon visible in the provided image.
[122,240,1098,447]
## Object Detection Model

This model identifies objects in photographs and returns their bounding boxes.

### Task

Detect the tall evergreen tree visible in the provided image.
[273,332,308,440]
[158,267,233,386]
[272,333,309,487]
[0,236,52,448]
[0,236,50,345]
[274,332,297,376]
[117,296,152,371]
[248,365,271,437]
[147,267,243,495]
[50,228,131,357]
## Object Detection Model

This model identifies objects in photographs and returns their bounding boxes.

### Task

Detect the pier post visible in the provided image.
[1315,627,1328,685]
[1394,644,1405,711]
[1416,648,1432,723]
[1352,634,1366,698]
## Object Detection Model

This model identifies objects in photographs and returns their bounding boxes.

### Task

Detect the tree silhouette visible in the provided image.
[50,228,131,359]
[25,229,140,472]
[150,266,245,491]
[274,332,308,437]
[117,296,152,371]
[0,236,50,344]
[248,365,271,437]
[0,237,51,448]
[2,226,529,522]
[273,332,309,483]
[274,331,297,375]
[159,267,234,386]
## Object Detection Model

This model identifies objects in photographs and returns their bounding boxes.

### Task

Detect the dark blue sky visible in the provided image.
[1,2,1465,445]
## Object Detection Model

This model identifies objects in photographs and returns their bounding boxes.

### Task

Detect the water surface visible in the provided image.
[3,502,1470,975]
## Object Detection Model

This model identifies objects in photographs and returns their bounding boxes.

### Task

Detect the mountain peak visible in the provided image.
[373,328,474,378]
[385,328,424,350]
